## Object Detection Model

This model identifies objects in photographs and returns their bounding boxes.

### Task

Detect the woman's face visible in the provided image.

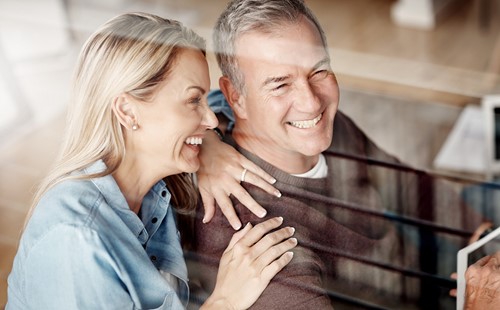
[131,48,217,176]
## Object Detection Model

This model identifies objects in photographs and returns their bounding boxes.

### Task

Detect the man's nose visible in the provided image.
[295,82,321,112]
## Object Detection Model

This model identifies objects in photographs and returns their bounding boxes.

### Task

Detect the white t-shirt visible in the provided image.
[292,154,328,179]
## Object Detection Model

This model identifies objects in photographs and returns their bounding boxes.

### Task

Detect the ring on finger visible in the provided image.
[241,168,248,183]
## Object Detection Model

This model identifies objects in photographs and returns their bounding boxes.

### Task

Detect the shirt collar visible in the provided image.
[83,160,171,241]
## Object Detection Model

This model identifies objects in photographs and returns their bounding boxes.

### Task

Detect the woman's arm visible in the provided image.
[201,217,297,310]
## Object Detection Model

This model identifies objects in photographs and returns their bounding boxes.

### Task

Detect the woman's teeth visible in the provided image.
[288,113,322,129]
[185,137,202,145]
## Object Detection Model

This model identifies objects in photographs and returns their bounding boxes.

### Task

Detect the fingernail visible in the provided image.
[202,216,208,224]
[275,190,282,198]
[234,222,242,230]
[259,210,267,218]
[289,227,295,234]
[270,178,277,184]
[290,238,298,245]
[286,251,294,259]
[277,216,284,223]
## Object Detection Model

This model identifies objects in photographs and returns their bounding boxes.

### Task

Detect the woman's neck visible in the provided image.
[111,157,156,214]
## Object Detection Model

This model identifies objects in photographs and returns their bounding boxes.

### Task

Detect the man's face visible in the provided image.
[233,16,339,167]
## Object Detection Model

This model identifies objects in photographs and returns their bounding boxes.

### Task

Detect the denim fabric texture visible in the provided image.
[6,160,188,310]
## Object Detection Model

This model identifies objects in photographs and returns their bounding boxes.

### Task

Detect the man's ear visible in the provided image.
[219,76,248,119]
[111,94,138,130]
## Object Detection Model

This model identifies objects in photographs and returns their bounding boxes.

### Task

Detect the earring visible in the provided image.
[132,124,138,131]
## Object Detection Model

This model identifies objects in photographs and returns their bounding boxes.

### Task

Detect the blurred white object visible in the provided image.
[433,104,486,174]
[0,0,70,61]
[391,0,458,30]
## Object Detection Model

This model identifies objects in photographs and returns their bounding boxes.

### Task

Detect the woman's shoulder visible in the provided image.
[42,177,102,215]
[26,178,102,235]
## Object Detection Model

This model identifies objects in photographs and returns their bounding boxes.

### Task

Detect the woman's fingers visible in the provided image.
[230,184,267,218]
[239,159,280,195]
[226,222,253,250]
[255,235,297,271]
[241,158,276,185]
[248,226,296,261]
[261,251,295,283]
[239,169,281,198]
[236,217,284,247]
[199,188,216,224]
[214,189,242,230]
[230,217,297,271]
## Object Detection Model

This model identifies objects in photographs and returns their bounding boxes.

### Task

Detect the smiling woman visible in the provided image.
[5,12,296,310]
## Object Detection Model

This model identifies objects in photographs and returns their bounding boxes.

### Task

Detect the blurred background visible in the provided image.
[0,0,499,307]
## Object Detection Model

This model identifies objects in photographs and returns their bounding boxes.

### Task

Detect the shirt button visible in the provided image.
[161,190,167,197]
[152,217,158,224]
[150,255,157,261]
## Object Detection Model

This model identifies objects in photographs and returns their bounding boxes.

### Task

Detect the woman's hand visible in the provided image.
[202,217,297,310]
[198,130,281,230]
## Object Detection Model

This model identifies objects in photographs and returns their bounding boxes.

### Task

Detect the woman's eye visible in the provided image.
[189,97,202,105]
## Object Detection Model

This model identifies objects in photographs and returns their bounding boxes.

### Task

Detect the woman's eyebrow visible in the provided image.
[186,85,207,94]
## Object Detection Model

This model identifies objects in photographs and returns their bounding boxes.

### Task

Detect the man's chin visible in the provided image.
[297,137,331,155]
[298,144,330,157]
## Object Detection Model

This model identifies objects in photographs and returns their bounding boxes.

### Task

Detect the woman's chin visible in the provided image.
[180,158,200,174]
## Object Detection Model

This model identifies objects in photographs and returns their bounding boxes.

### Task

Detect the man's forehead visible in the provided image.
[234,31,328,68]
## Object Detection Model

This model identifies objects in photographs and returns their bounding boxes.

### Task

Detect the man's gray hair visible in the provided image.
[213,0,328,93]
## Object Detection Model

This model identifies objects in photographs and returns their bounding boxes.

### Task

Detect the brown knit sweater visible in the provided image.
[184,111,485,309]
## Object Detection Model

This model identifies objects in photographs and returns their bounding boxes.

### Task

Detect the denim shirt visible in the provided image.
[7,160,189,309]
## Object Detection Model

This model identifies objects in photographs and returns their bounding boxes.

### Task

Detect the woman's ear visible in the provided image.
[111,94,139,130]
[219,77,248,119]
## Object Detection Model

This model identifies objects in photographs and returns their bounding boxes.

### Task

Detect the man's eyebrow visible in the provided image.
[262,75,291,87]
[186,85,207,94]
[311,57,331,72]
[262,58,331,87]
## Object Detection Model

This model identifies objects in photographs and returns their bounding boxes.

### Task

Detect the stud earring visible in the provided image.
[132,124,138,131]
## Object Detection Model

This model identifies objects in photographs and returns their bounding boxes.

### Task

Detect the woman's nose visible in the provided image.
[202,105,219,130]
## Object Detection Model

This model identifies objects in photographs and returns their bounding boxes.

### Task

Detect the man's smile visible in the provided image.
[287,113,322,129]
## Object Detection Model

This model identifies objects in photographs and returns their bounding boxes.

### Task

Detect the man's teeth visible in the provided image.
[288,114,322,129]
[185,137,202,145]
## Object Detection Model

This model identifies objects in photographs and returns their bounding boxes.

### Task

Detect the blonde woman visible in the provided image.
[6,13,296,310]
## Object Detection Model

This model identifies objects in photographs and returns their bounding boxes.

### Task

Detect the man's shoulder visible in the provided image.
[328,110,366,153]
[329,110,400,163]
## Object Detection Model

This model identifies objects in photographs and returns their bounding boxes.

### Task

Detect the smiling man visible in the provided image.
[221,15,338,174]
[184,1,500,309]
[185,1,405,309]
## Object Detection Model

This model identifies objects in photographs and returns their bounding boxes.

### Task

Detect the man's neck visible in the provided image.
[232,128,320,175]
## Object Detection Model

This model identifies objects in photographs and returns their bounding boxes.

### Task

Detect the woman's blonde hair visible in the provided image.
[28,12,205,224]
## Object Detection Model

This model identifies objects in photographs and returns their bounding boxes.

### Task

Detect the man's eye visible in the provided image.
[274,84,289,91]
[311,70,329,80]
